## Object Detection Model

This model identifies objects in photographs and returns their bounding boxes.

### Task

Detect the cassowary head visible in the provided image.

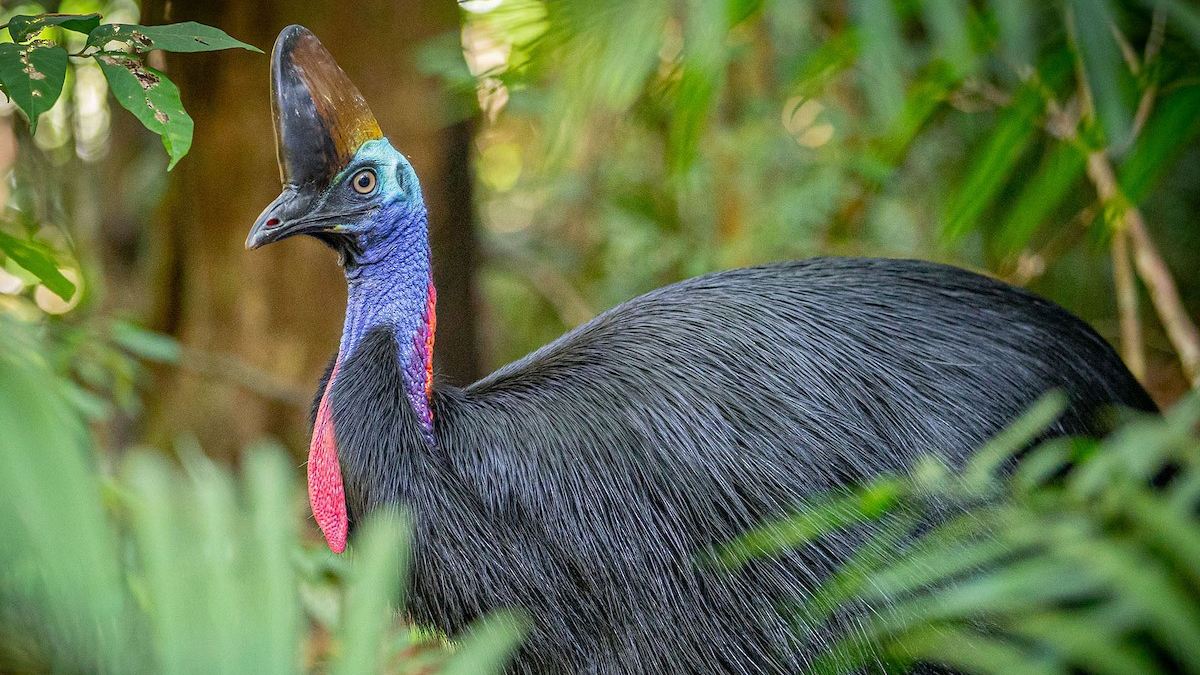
[246,26,438,554]
[246,25,425,268]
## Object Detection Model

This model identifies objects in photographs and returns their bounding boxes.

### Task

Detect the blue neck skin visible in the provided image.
[338,197,436,440]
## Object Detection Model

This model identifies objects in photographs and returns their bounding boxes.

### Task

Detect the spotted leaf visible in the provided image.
[87,22,261,53]
[0,43,68,134]
[8,13,102,43]
[96,55,193,169]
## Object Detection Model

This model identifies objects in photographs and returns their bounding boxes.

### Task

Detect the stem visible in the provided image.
[1086,151,1200,386]
[1110,226,1145,380]
[1064,9,1198,387]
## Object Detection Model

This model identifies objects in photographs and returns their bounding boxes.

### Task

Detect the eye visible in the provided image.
[351,168,377,195]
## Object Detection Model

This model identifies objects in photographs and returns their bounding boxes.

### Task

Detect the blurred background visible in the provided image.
[2,0,1196,461]
[2,0,1200,672]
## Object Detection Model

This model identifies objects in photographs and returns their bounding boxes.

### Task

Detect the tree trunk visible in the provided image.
[139,0,479,458]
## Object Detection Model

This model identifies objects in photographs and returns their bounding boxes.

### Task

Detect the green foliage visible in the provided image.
[7,12,101,42]
[445,0,1200,379]
[0,229,74,299]
[96,54,193,168]
[0,11,259,167]
[86,21,261,54]
[728,392,1200,673]
[0,41,67,134]
[1072,0,1137,150]
[0,318,525,673]
[0,9,260,302]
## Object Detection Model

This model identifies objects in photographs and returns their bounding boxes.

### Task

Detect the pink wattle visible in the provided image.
[309,361,348,553]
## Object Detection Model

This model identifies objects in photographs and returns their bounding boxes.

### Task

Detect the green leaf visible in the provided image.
[331,512,409,675]
[1119,84,1200,203]
[8,13,102,42]
[1071,0,1136,151]
[994,140,1087,256]
[992,0,1037,75]
[0,43,68,134]
[712,481,902,567]
[965,391,1067,486]
[941,81,1043,241]
[87,22,262,53]
[0,231,75,300]
[941,48,1072,241]
[96,55,193,169]
[109,320,181,364]
[441,612,528,675]
[921,0,974,75]
[852,0,908,127]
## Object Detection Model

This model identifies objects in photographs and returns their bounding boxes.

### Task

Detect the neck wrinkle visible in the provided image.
[336,203,437,443]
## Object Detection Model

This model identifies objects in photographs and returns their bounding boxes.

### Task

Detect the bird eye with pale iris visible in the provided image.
[351,168,377,194]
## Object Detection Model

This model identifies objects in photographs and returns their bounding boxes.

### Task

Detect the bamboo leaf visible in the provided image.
[1070,0,1136,150]
[921,0,974,74]
[1119,84,1200,203]
[994,140,1087,256]
[852,0,907,127]
[992,0,1037,74]
[941,81,1044,241]
[96,55,193,169]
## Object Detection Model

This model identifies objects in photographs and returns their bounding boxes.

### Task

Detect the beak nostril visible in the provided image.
[265,217,281,228]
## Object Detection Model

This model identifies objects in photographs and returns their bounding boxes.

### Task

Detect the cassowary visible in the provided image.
[247,26,1155,674]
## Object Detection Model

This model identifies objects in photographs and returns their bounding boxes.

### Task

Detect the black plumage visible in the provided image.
[320,257,1154,674]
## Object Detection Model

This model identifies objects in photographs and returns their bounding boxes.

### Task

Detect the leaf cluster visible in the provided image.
[729,393,1200,674]
[0,317,526,673]
[0,12,260,167]
[0,12,261,304]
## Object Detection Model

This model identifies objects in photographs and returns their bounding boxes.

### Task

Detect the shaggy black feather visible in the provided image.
[319,257,1154,674]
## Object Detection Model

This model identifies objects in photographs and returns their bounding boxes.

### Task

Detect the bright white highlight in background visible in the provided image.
[459,0,502,13]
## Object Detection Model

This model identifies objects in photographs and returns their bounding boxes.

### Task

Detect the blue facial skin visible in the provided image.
[324,139,436,439]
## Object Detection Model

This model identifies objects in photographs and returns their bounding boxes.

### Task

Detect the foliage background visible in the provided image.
[1,0,1199,672]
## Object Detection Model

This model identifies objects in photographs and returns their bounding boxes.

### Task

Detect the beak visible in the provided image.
[247,25,382,250]
[245,187,315,250]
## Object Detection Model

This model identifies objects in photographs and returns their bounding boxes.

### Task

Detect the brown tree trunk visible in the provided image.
[139,1,479,458]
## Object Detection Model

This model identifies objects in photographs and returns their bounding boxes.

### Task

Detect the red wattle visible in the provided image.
[309,363,348,553]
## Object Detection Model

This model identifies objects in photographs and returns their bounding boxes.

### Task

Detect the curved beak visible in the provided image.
[246,188,313,250]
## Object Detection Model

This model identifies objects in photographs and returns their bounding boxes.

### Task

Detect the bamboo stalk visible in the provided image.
[1086,151,1200,387]
[1110,226,1146,381]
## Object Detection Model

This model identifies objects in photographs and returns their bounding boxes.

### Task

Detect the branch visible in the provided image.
[1086,151,1200,386]
[1110,226,1145,380]
[1061,9,1198,387]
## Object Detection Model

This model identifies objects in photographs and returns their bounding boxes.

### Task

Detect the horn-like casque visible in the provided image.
[271,25,382,188]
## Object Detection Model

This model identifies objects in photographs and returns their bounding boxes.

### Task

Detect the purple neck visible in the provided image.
[339,202,436,442]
